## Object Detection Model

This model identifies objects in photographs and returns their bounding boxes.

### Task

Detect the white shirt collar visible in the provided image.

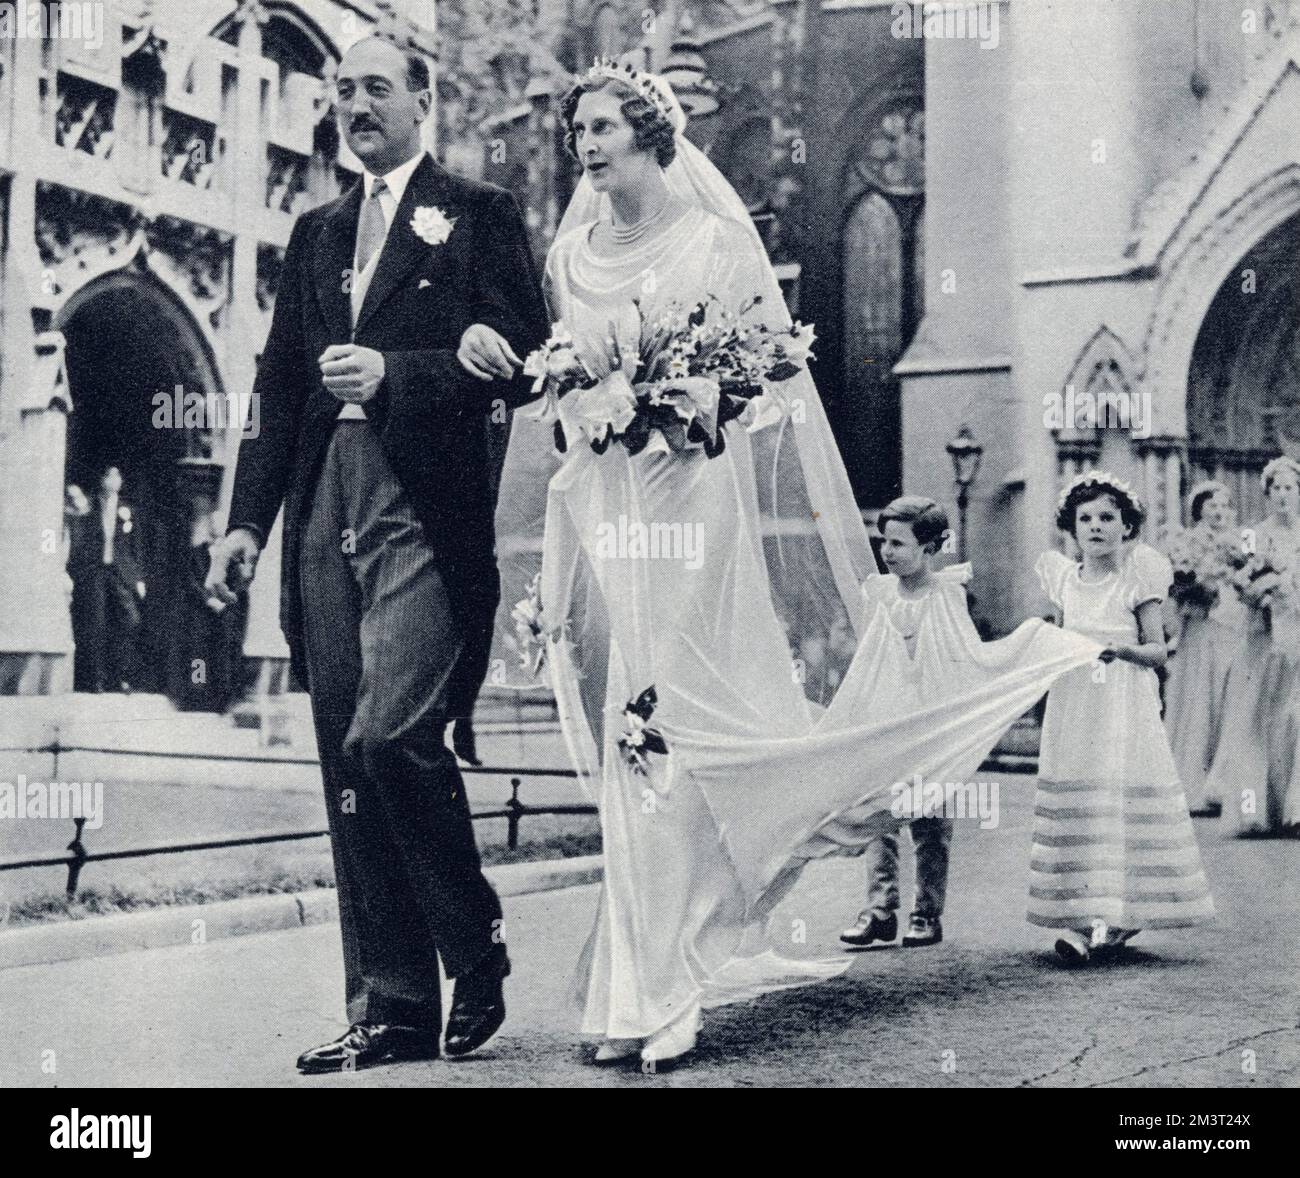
[364,151,426,206]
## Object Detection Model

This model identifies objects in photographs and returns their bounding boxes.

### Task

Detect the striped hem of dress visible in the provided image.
[1029,881,1212,904]
[1032,833,1199,849]
[1037,780,1180,796]
[1028,859,1206,877]
[1026,904,1214,930]
[1033,805,1192,823]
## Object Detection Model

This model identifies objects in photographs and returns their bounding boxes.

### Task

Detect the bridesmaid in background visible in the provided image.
[1204,456,1300,836]
[1164,481,1243,816]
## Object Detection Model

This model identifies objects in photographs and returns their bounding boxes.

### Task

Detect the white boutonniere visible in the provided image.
[411,206,457,246]
[118,505,132,534]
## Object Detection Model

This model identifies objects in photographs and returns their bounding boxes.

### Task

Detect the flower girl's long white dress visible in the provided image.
[529,206,1102,1041]
[1029,548,1214,932]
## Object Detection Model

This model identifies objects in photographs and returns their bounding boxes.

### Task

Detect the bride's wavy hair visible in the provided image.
[560,76,677,169]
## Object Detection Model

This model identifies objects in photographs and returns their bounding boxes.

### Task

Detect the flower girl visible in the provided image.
[1031,472,1214,964]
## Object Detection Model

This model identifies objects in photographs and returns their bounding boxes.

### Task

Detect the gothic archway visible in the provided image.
[1143,164,1300,435]
[1186,209,1300,524]
[214,4,338,76]
[1053,326,1139,484]
[57,271,230,697]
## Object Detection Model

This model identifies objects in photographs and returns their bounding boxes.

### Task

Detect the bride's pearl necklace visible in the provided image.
[609,199,670,246]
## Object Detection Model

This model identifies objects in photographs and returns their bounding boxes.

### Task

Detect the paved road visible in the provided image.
[1,777,1297,1088]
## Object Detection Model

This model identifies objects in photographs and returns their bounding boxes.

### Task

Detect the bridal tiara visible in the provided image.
[584,57,676,125]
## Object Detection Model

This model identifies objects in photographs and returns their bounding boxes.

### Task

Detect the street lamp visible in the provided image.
[946,424,983,562]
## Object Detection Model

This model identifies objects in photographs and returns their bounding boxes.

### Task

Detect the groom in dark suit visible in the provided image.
[206,35,547,1073]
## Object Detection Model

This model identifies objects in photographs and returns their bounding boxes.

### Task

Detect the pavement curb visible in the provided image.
[0,855,603,972]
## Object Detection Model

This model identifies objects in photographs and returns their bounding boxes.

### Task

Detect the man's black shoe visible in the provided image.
[444,953,510,1058]
[296,1023,439,1074]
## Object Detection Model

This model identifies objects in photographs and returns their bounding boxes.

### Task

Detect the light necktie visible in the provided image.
[101,496,116,565]
[355,177,389,274]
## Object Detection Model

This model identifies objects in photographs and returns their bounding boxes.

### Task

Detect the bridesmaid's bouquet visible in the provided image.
[1167,529,1241,612]
[1229,552,1289,616]
[523,297,816,460]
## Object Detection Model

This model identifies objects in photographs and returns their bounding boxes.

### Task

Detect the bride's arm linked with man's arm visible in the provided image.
[389,188,548,409]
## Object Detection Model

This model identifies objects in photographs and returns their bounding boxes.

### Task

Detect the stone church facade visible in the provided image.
[3,0,1295,698]
[0,0,927,699]
[0,0,436,695]
[901,0,1300,631]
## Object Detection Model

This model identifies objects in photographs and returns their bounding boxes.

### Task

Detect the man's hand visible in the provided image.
[457,324,520,382]
[205,527,260,613]
[319,344,385,402]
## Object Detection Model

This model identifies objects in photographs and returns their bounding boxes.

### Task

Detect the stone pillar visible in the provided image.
[1136,436,1187,546]
[896,2,1016,630]
[0,16,77,694]
[225,10,292,726]
[0,323,76,695]
[1008,0,1148,614]
[220,12,268,512]
[1007,0,1147,274]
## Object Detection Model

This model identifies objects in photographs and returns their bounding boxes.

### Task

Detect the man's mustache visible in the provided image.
[349,117,382,133]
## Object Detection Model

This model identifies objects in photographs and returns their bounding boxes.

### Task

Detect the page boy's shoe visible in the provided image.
[902,914,943,948]
[840,912,898,947]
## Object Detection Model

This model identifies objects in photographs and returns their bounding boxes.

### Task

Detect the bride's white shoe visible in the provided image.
[640,1004,701,1069]
[592,1038,641,1065]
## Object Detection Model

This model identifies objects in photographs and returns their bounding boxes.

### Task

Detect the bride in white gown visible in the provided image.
[491,62,1101,1068]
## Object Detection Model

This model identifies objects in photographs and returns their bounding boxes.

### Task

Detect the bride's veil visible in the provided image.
[491,70,879,710]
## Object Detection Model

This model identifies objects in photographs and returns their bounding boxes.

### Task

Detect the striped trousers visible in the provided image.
[299,421,504,1031]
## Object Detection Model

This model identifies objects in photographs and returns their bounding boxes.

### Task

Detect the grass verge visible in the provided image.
[3,828,601,928]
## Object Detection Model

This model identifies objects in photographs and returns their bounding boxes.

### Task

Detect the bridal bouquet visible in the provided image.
[1167,529,1241,613]
[523,297,816,459]
[510,572,553,678]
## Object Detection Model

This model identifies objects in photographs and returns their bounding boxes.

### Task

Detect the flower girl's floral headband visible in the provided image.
[584,57,676,125]
[1056,469,1144,515]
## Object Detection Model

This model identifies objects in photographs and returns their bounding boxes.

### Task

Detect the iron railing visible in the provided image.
[0,738,596,899]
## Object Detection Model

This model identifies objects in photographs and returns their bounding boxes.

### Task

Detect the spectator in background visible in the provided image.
[62,484,90,604]
[68,465,146,693]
